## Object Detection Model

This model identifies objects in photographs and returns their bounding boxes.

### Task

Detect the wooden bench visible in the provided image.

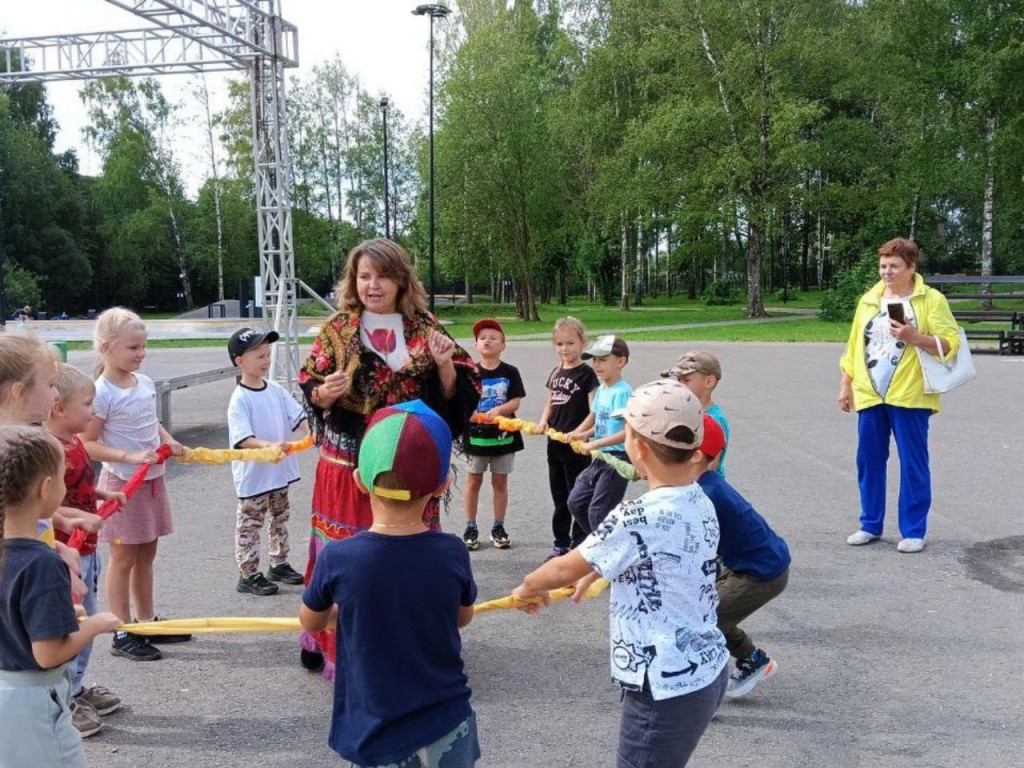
[960,328,1006,351]
[952,310,1020,326]
[154,367,239,431]
[945,293,1024,300]
[1005,330,1024,355]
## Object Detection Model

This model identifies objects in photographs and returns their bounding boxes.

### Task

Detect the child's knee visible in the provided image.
[491,473,509,492]
[465,472,483,490]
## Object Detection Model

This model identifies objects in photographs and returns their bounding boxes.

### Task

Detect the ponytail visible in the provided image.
[0,425,64,586]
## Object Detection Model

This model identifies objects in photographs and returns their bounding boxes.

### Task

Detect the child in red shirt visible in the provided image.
[46,364,126,737]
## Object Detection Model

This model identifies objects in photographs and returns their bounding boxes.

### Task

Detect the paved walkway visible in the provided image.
[69,342,1022,768]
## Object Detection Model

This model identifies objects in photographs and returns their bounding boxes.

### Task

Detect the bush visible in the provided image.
[701,279,742,306]
[820,251,878,322]
[2,262,42,313]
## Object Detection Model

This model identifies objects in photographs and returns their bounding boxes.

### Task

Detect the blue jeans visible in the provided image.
[72,552,100,693]
[345,713,480,768]
[856,405,933,539]
[568,457,631,535]
[617,668,728,768]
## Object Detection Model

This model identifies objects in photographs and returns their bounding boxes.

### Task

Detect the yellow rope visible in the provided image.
[177,434,315,465]
[112,580,610,635]
[471,414,639,481]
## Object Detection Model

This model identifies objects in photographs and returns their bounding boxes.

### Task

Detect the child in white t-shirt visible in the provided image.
[227,328,309,596]
[514,379,728,767]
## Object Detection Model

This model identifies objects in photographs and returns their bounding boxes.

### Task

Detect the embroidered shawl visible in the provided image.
[298,308,481,447]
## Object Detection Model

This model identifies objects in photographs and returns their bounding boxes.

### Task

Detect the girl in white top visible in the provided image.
[80,308,187,662]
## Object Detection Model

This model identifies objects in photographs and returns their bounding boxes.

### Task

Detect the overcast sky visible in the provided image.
[2,1,454,192]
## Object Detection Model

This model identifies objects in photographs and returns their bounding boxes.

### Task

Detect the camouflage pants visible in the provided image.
[235,489,291,577]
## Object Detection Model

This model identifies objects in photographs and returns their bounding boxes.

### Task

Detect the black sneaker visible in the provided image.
[300,649,325,673]
[237,572,279,596]
[267,563,305,585]
[111,631,162,661]
[490,522,511,549]
[463,524,480,551]
[145,615,192,644]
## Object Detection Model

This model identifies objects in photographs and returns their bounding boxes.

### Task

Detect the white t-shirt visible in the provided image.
[578,484,728,701]
[359,311,411,372]
[227,379,306,499]
[94,373,164,482]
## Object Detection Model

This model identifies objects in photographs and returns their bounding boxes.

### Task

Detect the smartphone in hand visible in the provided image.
[888,302,906,324]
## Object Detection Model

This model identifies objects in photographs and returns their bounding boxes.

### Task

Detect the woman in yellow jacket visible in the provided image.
[838,238,960,554]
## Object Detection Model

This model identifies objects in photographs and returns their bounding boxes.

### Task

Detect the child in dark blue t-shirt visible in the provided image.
[300,401,479,768]
[695,416,791,700]
[0,426,122,767]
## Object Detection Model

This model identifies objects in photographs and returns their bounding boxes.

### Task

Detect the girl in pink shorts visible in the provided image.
[80,308,188,661]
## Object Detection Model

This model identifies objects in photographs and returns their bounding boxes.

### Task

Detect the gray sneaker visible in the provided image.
[725,649,777,699]
[71,698,103,738]
[77,684,122,716]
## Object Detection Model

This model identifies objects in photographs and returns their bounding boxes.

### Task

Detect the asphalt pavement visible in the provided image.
[68,341,1023,768]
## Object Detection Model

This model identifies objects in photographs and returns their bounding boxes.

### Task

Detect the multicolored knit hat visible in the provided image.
[357,400,452,501]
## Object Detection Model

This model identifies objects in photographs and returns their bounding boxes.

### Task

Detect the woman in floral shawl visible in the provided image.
[297,238,480,678]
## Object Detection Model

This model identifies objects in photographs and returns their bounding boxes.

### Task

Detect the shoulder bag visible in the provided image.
[915,328,977,394]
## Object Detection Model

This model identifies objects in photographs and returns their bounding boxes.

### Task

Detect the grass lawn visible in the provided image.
[619,318,850,343]
[438,297,814,337]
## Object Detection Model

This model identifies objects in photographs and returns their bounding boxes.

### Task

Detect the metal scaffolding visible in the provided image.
[0,0,304,387]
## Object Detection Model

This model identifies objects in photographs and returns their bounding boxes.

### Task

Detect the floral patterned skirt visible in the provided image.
[300,436,441,681]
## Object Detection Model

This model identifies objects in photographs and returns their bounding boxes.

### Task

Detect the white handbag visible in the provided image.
[915,328,976,394]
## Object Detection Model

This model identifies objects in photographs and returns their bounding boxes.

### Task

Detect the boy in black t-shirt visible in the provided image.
[300,401,479,768]
[462,319,526,551]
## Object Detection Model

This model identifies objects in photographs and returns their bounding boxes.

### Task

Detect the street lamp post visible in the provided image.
[412,3,451,314]
[380,96,391,240]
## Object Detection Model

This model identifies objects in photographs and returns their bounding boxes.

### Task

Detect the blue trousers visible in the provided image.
[568,457,631,536]
[73,552,100,693]
[856,405,932,539]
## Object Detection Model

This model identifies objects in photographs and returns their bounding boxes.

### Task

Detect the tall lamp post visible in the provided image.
[380,96,391,239]
[412,3,451,314]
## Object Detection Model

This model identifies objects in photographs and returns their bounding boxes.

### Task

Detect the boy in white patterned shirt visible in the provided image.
[513,379,728,767]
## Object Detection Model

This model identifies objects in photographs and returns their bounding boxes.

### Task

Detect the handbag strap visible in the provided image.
[933,335,946,366]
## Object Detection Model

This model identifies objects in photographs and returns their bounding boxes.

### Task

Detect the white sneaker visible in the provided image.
[897,538,925,553]
[847,530,880,546]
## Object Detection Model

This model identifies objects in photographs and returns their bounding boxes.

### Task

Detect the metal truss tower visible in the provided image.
[0,1,305,387]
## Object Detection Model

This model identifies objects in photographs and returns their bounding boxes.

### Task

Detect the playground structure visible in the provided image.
[0,0,326,388]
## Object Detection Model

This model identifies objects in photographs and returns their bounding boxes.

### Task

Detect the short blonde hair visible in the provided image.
[553,316,587,346]
[336,239,429,319]
[0,335,54,409]
[93,307,147,375]
[54,364,95,405]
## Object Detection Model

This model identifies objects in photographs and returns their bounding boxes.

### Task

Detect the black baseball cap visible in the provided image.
[228,327,280,365]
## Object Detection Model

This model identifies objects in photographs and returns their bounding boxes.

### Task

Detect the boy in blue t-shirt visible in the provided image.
[662,350,731,476]
[696,416,790,700]
[300,401,480,768]
[567,335,633,536]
